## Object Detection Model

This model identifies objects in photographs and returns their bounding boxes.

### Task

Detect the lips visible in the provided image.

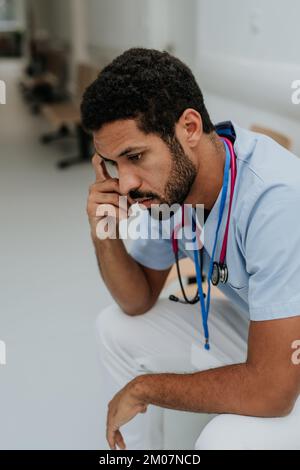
[136,197,154,207]
[136,197,152,203]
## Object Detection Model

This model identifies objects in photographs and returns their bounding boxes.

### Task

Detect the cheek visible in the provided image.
[141,150,172,190]
[145,166,169,192]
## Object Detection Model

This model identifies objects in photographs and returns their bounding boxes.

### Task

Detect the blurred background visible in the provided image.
[0,0,299,450]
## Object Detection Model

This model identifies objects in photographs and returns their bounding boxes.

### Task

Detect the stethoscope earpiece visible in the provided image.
[169,293,204,305]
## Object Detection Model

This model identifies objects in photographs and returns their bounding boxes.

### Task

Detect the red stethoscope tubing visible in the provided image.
[219,137,237,264]
[171,137,237,266]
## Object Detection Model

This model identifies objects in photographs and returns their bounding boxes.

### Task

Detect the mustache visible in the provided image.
[129,190,158,201]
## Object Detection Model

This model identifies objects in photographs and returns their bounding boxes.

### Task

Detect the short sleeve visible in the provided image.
[245,193,300,320]
[128,237,175,270]
[125,209,175,270]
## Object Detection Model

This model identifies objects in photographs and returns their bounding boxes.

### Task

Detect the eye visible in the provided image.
[104,160,119,178]
[128,153,142,162]
[106,160,117,166]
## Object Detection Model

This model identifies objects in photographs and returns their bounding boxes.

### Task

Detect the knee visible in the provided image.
[194,415,247,450]
[95,303,126,348]
[95,302,149,354]
[95,299,165,358]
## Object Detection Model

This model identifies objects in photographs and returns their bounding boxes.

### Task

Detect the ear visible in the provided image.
[175,108,203,149]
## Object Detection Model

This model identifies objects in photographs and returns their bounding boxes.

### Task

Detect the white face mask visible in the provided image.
[103,160,119,179]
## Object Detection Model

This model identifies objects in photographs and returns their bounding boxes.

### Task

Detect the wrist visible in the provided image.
[91,224,122,244]
[91,230,120,245]
[130,375,153,405]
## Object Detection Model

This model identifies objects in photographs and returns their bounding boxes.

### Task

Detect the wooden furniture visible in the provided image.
[42,63,98,129]
[163,257,224,300]
[41,63,99,169]
[250,125,292,150]
[20,47,69,114]
[21,47,67,91]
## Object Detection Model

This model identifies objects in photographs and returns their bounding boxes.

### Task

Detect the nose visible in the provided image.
[118,166,142,197]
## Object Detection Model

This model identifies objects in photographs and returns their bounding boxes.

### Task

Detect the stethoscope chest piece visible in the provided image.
[212,262,228,286]
[219,263,229,284]
[212,262,220,286]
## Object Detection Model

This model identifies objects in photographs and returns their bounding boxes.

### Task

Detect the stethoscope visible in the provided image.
[169,136,237,350]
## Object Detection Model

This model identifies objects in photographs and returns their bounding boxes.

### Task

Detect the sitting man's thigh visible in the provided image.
[195,400,300,450]
[95,298,206,375]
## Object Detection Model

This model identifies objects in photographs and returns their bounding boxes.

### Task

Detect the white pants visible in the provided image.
[95,296,300,450]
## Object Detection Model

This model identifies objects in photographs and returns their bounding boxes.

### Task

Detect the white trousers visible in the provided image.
[96,296,300,450]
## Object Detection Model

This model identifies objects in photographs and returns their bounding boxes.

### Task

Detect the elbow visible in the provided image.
[259,389,297,418]
[272,395,296,417]
[246,363,299,418]
[265,401,294,418]
[121,296,158,317]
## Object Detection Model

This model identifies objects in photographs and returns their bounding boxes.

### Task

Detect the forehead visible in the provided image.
[93,119,151,157]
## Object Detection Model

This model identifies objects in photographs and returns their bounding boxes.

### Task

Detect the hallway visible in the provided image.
[0,59,112,449]
[1,0,299,452]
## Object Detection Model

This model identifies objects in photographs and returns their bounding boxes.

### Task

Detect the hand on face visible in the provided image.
[87,154,130,240]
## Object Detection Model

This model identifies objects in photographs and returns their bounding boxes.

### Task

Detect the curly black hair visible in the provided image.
[81,48,215,140]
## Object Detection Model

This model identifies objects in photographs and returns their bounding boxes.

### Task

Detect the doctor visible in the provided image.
[81,48,300,450]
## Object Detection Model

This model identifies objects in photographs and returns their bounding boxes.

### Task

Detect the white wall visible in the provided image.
[198,0,299,64]
[86,0,148,60]
[83,0,300,153]
[196,0,300,155]
[49,0,71,45]
[145,0,197,67]
[168,0,197,67]
[28,0,50,35]
[30,0,71,45]
[85,0,197,67]
[0,0,26,30]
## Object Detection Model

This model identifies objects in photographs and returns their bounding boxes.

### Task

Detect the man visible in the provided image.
[81,48,300,450]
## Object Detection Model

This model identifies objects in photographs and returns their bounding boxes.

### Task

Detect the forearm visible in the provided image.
[93,236,153,315]
[134,363,293,418]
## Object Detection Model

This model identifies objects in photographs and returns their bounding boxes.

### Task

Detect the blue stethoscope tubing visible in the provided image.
[192,138,232,350]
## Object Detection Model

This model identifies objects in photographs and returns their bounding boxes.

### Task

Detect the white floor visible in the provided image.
[0,60,114,450]
[0,60,212,450]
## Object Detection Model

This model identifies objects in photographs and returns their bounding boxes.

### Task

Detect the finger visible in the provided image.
[91,198,129,220]
[115,429,126,450]
[107,424,117,451]
[140,404,148,414]
[90,192,122,207]
[95,203,128,220]
[92,154,110,182]
[90,179,121,195]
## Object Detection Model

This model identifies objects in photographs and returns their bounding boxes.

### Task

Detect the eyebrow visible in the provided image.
[94,146,146,162]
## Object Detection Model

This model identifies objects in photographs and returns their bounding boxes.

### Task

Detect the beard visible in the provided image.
[129,135,197,220]
[149,137,197,220]
[147,137,197,221]
[164,136,197,206]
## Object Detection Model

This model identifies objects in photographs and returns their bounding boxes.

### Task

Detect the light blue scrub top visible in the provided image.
[128,122,300,321]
